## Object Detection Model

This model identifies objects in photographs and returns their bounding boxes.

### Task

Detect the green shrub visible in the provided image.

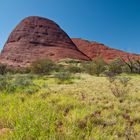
[13,75,34,87]
[11,75,39,93]
[82,61,94,75]
[93,57,106,76]
[53,64,64,72]
[106,58,125,75]
[0,74,39,93]
[0,63,7,75]
[67,65,83,73]
[30,59,56,75]
[133,60,140,74]
[14,67,31,74]
[82,57,106,76]
[55,72,72,84]
[0,75,8,91]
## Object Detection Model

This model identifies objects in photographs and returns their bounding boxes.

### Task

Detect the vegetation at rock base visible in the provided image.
[0,58,140,139]
[30,59,56,75]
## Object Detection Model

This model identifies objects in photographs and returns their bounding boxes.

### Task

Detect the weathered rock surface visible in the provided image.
[72,38,140,62]
[0,16,90,67]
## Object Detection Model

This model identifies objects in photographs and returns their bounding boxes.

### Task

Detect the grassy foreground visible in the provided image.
[0,74,140,140]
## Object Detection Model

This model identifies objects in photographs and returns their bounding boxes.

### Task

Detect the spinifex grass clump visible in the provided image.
[108,76,131,99]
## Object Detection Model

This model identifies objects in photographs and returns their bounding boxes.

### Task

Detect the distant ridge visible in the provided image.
[72,38,140,62]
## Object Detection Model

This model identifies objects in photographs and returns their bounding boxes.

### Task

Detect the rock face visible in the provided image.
[0,16,90,67]
[72,38,140,62]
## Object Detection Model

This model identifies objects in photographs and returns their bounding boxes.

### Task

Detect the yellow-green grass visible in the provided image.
[0,74,140,140]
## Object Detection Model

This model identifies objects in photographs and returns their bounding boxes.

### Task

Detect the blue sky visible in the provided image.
[0,0,140,54]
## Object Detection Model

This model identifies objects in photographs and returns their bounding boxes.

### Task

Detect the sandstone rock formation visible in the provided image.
[0,16,90,67]
[72,38,140,62]
[0,16,139,68]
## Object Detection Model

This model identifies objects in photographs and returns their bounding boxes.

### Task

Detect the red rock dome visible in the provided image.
[0,16,90,67]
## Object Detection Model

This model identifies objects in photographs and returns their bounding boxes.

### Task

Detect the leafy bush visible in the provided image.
[30,59,56,75]
[93,57,106,76]
[133,60,140,74]
[67,65,83,73]
[55,72,72,84]
[0,63,7,75]
[105,58,125,75]
[53,64,64,72]
[13,67,31,74]
[0,75,8,91]
[81,61,95,75]
[82,57,106,76]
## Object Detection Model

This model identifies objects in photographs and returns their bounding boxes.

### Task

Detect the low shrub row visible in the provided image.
[0,56,140,76]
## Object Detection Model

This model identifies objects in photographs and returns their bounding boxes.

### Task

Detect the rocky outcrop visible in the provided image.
[72,38,140,62]
[0,16,90,67]
[0,16,139,68]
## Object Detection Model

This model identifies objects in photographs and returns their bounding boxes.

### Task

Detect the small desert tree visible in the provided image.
[121,56,136,73]
[106,58,125,75]
[121,56,140,74]
[134,60,140,74]
[92,56,106,76]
